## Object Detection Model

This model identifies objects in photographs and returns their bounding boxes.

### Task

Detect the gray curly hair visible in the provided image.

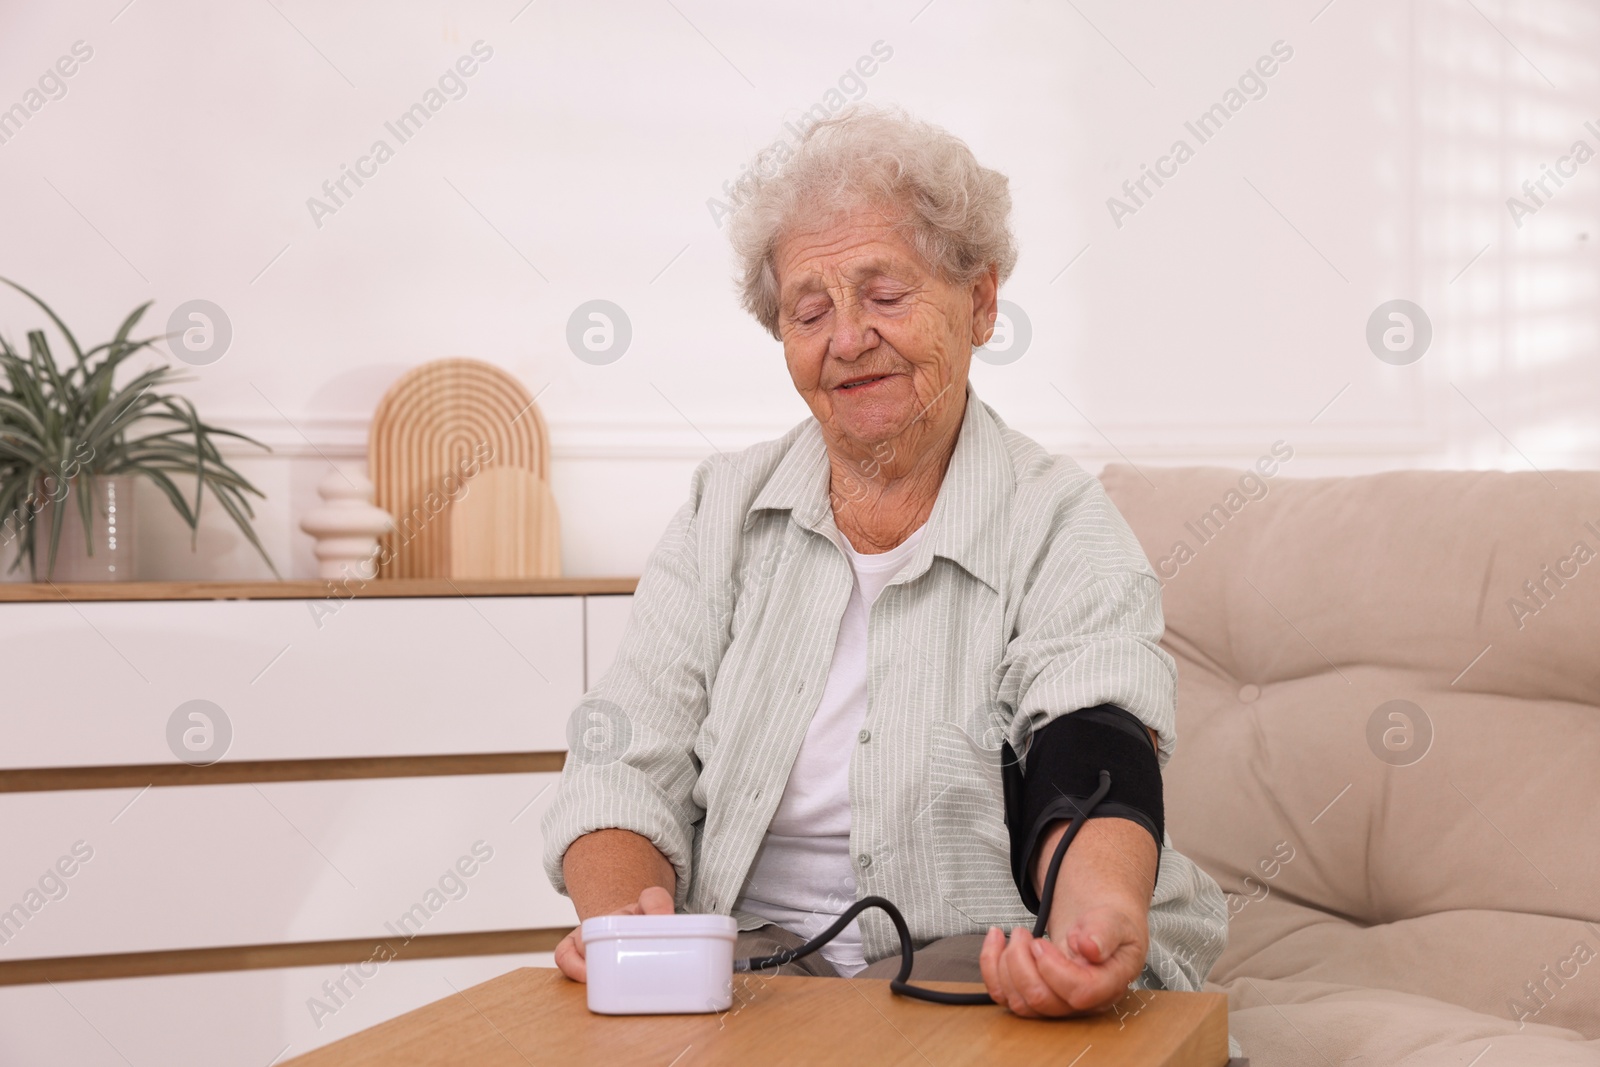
[727,105,1018,340]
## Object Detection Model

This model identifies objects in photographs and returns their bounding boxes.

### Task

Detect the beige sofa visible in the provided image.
[1101,463,1600,1065]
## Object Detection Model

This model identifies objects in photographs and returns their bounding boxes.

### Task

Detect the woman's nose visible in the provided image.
[828,300,876,360]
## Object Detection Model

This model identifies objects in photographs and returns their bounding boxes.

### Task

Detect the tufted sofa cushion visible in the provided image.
[1099,463,1600,1046]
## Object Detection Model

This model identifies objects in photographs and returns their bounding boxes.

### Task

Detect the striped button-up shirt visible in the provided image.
[542,386,1227,991]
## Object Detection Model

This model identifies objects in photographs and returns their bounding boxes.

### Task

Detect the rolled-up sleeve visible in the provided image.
[992,469,1224,992]
[996,476,1178,765]
[539,462,717,908]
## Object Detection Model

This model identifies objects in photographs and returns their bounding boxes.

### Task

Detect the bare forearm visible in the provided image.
[562,829,677,920]
[1031,817,1157,941]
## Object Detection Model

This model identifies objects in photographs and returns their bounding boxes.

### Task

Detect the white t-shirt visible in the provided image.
[733,523,928,976]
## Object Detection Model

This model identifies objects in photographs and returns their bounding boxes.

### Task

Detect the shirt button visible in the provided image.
[857,729,871,743]
[857,854,872,869]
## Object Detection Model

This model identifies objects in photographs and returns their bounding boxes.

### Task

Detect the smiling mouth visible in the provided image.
[836,374,892,390]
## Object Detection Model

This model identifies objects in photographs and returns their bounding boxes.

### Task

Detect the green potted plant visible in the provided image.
[0,278,277,581]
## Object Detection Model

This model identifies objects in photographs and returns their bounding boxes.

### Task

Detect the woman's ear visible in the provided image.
[970,263,1000,347]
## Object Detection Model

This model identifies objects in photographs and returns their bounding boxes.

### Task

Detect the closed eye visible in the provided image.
[792,298,830,326]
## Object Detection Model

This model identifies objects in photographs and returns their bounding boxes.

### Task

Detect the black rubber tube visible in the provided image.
[734,770,1114,1005]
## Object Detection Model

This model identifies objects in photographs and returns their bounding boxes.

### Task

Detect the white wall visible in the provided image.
[1,0,1595,581]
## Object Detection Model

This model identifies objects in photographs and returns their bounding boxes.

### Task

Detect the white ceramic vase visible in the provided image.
[299,471,394,580]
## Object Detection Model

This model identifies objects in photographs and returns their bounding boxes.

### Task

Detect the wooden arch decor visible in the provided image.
[367,358,557,579]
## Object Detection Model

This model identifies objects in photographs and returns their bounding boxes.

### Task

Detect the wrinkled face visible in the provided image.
[773,204,995,453]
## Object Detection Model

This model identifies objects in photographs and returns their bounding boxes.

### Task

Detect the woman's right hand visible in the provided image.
[554,885,676,982]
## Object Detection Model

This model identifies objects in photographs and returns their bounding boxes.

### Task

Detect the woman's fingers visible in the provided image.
[1031,936,1126,1012]
[999,929,1074,1017]
[1056,908,1144,1009]
[554,887,677,985]
[978,926,1006,1005]
[1066,906,1134,966]
[554,927,587,983]
[982,920,1141,1017]
[992,938,1030,1017]
[1011,908,1144,1013]
[987,926,1073,1016]
[638,885,675,914]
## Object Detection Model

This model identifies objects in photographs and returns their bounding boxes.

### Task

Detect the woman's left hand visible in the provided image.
[978,903,1148,1017]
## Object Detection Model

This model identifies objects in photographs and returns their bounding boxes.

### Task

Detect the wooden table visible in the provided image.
[286,967,1230,1066]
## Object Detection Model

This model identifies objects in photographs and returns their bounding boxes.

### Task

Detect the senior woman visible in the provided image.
[542,105,1226,1017]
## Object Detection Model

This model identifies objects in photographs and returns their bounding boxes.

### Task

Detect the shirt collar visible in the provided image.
[746,382,1011,593]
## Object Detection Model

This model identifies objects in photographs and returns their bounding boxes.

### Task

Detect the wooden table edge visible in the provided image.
[0,577,638,602]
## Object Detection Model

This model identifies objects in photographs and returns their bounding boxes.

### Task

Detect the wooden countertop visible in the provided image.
[284,966,1231,1066]
[0,577,638,602]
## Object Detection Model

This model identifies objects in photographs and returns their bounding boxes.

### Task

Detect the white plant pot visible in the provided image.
[32,475,136,582]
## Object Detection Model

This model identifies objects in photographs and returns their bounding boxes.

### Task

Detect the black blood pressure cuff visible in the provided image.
[1000,704,1164,913]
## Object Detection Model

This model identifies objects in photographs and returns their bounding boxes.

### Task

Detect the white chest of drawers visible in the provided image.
[0,578,635,1066]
